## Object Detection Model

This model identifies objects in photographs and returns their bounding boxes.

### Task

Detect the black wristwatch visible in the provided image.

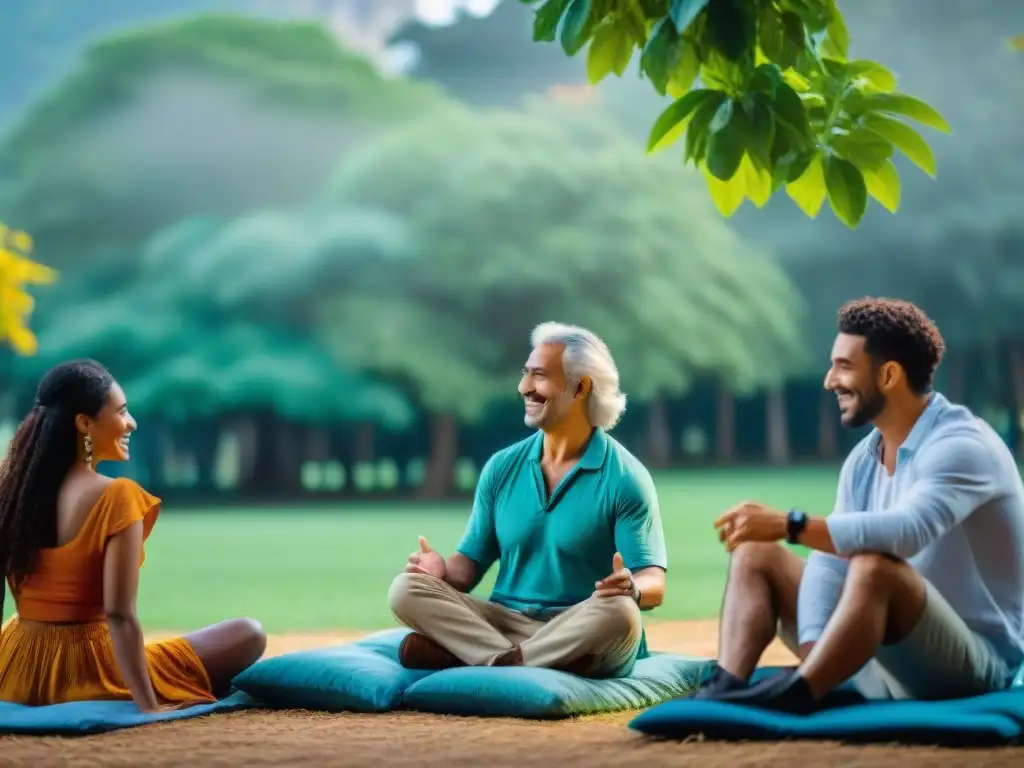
[786,508,808,544]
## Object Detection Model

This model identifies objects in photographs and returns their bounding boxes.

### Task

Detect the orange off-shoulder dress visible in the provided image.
[0,478,217,706]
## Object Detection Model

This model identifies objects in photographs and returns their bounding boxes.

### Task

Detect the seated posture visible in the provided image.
[389,322,667,678]
[0,359,266,711]
[696,298,1024,713]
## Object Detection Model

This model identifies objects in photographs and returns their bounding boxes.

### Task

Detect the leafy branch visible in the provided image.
[522,0,950,227]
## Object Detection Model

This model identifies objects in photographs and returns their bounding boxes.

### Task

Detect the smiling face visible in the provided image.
[75,381,137,463]
[517,343,582,430]
[824,333,888,429]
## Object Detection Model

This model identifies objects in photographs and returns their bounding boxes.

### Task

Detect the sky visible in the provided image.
[415,0,502,26]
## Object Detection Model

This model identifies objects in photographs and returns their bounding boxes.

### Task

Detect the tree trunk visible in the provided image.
[817,389,837,460]
[234,418,259,487]
[765,387,791,465]
[418,412,458,499]
[246,415,302,496]
[1009,342,1024,459]
[274,420,302,494]
[716,382,735,464]
[353,422,376,463]
[305,426,332,462]
[645,395,672,469]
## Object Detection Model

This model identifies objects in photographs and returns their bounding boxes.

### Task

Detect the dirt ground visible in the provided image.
[3,621,1021,767]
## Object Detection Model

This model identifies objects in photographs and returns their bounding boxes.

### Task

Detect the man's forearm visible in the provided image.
[444,552,482,593]
[798,516,838,554]
[633,568,665,610]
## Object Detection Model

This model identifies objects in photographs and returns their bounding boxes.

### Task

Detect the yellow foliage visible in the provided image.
[0,223,57,356]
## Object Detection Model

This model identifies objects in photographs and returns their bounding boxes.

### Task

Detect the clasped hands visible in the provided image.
[713,501,788,552]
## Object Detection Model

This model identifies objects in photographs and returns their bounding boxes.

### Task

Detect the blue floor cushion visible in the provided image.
[231,628,431,712]
[0,690,258,736]
[402,651,713,719]
[630,672,1024,747]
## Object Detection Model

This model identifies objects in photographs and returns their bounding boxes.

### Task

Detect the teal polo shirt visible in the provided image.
[456,428,667,658]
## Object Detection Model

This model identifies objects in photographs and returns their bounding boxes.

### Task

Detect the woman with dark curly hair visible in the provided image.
[0,359,266,711]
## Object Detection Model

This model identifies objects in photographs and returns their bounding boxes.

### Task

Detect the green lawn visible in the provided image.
[3,467,841,632]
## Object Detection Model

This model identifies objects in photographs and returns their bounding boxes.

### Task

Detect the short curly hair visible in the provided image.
[837,297,945,395]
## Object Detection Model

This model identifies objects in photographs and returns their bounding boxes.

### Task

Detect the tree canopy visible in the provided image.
[0,13,450,270]
[519,0,950,228]
[316,102,806,421]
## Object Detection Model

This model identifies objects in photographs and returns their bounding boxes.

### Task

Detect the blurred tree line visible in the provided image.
[1,2,1022,502]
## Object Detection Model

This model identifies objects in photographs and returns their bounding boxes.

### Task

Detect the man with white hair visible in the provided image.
[388,322,667,677]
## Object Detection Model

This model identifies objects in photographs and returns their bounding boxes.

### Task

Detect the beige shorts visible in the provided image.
[782,580,1013,701]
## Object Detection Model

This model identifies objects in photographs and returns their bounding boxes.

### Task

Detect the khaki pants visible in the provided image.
[388,572,642,678]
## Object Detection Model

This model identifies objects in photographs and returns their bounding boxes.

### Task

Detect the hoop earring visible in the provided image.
[84,433,93,467]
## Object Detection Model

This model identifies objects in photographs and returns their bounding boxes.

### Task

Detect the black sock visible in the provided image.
[702,666,748,691]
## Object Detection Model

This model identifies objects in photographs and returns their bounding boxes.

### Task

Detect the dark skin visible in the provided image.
[44,384,267,713]
[710,333,933,698]
[406,342,667,608]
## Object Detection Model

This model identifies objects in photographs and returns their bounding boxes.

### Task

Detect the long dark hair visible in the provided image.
[0,359,114,611]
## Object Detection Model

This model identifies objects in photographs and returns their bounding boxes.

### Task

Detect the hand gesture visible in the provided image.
[713,501,787,552]
[593,552,635,599]
[405,536,446,579]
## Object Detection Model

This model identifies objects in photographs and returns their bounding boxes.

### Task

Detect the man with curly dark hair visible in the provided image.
[692,297,1024,713]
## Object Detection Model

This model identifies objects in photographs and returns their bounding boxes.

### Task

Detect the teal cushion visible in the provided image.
[402,651,712,719]
[231,628,430,712]
[630,683,1024,746]
[0,691,257,736]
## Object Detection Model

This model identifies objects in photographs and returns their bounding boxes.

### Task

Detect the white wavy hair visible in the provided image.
[530,322,627,431]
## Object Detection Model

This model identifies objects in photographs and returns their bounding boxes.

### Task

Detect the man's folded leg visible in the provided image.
[512,596,643,678]
[388,572,538,668]
[868,580,1013,701]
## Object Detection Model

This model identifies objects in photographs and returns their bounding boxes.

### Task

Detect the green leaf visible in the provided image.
[741,154,773,207]
[751,63,783,98]
[703,161,746,217]
[670,0,710,33]
[779,10,805,69]
[709,97,734,133]
[560,0,594,56]
[773,148,815,187]
[666,41,701,97]
[745,94,775,170]
[861,158,901,213]
[647,89,718,152]
[640,18,681,94]
[785,153,826,217]
[862,113,937,177]
[830,128,893,170]
[771,81,810,140]
[758,2,786,64]
[706,98,748,180]
[533,0,571,42]
[586,19,635,82]
[824,154,868,227]
[782,0,829,32]
[856,93,951,134]
[820,2,849,59]
[844,60,896,92]
[684,91,729,164]
[706,0,756,62]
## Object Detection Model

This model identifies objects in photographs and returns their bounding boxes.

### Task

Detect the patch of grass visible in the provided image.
[3,467,841,632]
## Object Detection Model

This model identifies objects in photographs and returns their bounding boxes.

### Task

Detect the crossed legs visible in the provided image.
[388,572,642,678]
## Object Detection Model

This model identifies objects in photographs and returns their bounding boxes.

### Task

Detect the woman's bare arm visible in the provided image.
[103,521,161,713]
